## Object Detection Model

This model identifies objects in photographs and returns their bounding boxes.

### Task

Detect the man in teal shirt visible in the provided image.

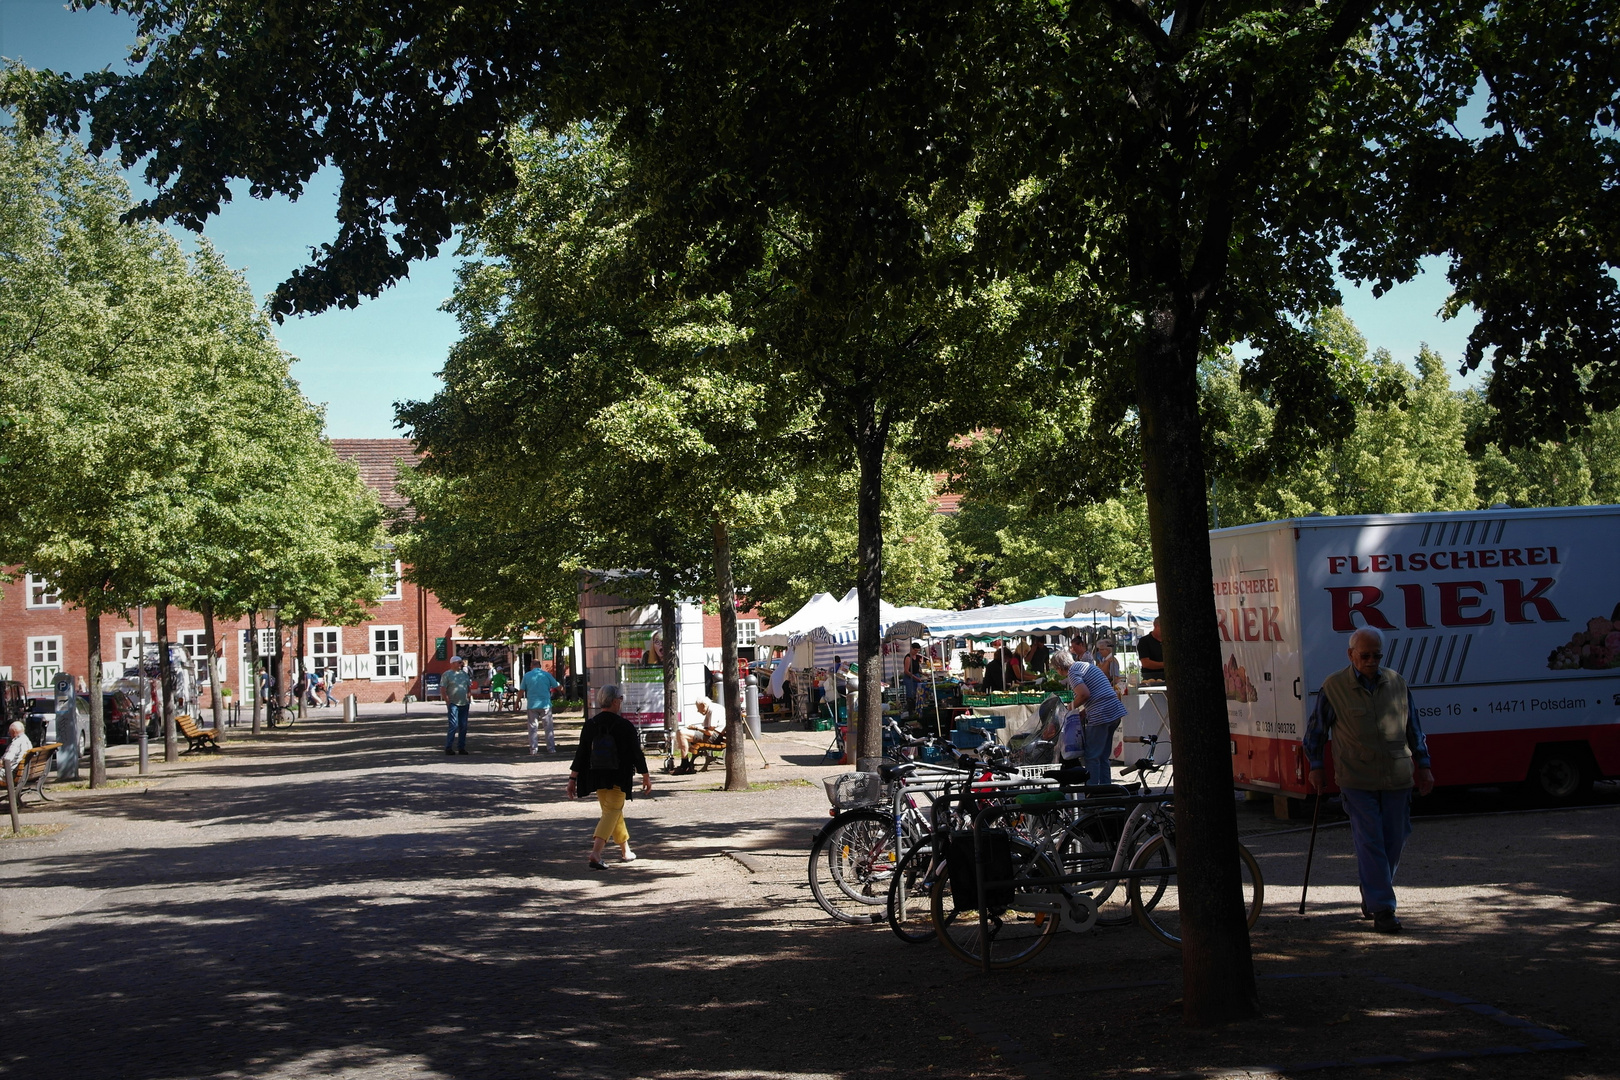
[443,655,473,754]
[523,659,562,754]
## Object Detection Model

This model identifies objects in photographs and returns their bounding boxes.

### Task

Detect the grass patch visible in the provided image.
[0,823,68,841]
[706,778,814,792]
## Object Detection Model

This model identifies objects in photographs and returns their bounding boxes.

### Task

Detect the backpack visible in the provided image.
[589,727,620,771]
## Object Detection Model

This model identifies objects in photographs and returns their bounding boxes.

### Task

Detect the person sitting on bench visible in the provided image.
[671,696,725,774]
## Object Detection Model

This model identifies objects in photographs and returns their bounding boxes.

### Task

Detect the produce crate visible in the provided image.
[957,714,1006,731]
[951,728,995,749]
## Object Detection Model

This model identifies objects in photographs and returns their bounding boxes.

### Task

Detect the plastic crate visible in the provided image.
[957,714,1006,731]
[823,772,886,810]
[951,729,994,749]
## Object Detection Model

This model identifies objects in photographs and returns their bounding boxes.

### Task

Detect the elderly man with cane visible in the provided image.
[1304,626,1435,934]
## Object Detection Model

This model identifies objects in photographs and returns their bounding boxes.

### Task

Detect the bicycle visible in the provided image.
[264,694,295,729]
[806,723,970,923]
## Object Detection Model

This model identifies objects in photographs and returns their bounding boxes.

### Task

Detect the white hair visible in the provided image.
[1348,626,1386,650]
[597,684,624,707]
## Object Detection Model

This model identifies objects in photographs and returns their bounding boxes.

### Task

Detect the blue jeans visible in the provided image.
[1083,719,1120,788]
[1339,787,1413,915]
[445,702,470,751]
[902,675,921,712]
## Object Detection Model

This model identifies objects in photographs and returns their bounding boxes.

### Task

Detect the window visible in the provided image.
[115,632,143,666]
[374,560,403,602]
[256,628,278,659]
[736,620,760,648]
[372,625,403,678]
[27,636,62,690]
[178,631,217,685]
[25,574,60,609]
[310,628,341,675]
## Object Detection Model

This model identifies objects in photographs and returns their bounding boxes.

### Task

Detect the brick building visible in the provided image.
[0,439,474,706]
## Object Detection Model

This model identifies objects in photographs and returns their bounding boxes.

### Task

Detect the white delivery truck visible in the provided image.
[1213,506,1620,802]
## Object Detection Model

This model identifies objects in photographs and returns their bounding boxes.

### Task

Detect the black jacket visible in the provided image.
[570,710,650,797]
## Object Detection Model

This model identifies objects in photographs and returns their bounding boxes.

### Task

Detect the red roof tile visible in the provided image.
[328,438,420,511]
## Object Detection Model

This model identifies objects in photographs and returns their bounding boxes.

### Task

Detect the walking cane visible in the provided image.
[1298,781,1325,915]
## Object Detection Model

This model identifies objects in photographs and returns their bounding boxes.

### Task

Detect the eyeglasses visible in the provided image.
[1353,651,1384,660]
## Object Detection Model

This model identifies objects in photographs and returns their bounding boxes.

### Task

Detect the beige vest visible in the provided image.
[1320,666,1415,791]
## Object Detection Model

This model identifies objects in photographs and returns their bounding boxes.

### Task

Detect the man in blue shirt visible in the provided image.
[1052,650,1129,786]
[1305,625,1435,934]
[523,659,562,755]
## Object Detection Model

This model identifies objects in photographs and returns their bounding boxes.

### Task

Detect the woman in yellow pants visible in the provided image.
[567,684,653,870]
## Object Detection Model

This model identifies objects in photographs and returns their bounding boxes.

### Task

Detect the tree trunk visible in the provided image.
[86,610,106,788]
[853,407,889,772]
[249,611,262,736]
[296,619,307,718]
[157,600,177,762]
[202,599,225,742]
[658,587,680,747]
[714,515,748,790]
[1136,299,1259,1025]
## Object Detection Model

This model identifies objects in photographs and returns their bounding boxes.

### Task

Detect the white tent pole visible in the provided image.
[928,635,944,738]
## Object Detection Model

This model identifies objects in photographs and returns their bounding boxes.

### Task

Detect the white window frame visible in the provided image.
[115,632,143,667]
[27,636,63,691]
[309,627,342,675]
[256,628,278,659]
[178,630,223,686]
[375,560,404,602]
[371,625,404,679]
[736,619,760,648]
[25,574,61,609]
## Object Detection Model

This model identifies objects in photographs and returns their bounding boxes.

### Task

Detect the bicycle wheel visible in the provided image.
[807,809,893,923]
[1127,835,1264,949]
[886,839,940,943]
[1055,807,1134,926]
[931,838,1062,969]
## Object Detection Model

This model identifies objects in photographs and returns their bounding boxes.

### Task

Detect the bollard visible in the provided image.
[343,694,358,723]
[745,674,761,739]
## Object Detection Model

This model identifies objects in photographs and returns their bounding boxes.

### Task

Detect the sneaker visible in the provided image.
[1372,910,1403,934]
[457,749,468,755]
[444,747,455,755]
[530,748,539,755]
[588,857,609,871]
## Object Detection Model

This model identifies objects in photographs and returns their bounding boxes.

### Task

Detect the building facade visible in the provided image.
[0,439,475,706]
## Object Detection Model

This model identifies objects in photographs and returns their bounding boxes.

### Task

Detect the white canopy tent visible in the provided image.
[754,591,845,648]
[883,603,1085,642]
[1064,583,1158,621]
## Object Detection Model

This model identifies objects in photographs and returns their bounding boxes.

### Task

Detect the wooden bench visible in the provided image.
[689,735,727,772]
[5,743,62,806]
[175,714,220,754]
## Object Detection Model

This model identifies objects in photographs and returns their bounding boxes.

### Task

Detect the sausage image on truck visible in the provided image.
[1214,506,1620,803]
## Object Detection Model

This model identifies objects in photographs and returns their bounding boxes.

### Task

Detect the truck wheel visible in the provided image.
[1528,746,1593,803]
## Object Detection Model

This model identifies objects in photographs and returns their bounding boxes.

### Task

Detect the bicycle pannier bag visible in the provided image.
[947,829,1015,909]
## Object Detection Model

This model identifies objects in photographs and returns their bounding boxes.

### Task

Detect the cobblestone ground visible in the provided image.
[4,705,1615,1080]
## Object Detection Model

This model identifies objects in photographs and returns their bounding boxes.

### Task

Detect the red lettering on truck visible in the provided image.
[1437,580,1494,626]
[1261,607,1283,641]
[1327,587,1395,631]
[1499,577,1564,624]
[1397,584,1431,628]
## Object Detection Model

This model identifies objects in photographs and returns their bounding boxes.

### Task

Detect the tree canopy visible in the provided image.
[15,0,1617,1022]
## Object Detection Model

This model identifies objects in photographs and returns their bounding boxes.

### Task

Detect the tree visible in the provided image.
[742,457,962,623]
[19,0,1618,1024]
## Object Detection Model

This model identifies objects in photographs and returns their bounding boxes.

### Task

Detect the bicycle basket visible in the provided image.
[824,772,886,810]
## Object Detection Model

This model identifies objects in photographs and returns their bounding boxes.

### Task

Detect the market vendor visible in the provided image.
[902,642,926,714]
[1138,618,1166,683]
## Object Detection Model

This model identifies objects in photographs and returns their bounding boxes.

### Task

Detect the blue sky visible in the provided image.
[2,1,1481,438]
